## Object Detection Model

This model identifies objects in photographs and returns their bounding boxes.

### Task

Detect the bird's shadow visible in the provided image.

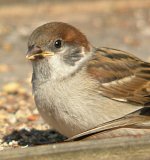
[3,129,67,146]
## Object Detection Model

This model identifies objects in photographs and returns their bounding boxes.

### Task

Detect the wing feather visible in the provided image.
[87,47,150,105]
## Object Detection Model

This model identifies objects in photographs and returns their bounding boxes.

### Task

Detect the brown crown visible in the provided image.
[28,22,90,51]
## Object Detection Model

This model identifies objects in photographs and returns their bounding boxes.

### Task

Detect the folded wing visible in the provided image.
[87,47,150,105]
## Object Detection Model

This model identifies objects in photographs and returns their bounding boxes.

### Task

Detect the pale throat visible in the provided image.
[32,58,51,82]
[32,47,94,82]
[48,51,93,80]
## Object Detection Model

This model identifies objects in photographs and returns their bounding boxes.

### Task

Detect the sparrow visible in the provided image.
[26,22,150,140]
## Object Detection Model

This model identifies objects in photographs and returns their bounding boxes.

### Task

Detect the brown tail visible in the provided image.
[66,107,150,141]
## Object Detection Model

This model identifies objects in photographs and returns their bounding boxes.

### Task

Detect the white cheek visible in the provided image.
[48,55,79,80]
[48,47,92,80]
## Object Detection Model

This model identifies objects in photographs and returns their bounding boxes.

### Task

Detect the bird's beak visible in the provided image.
[26,46,54,60]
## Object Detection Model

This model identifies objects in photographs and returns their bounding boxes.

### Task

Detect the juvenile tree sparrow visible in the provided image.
[26,22,150,140]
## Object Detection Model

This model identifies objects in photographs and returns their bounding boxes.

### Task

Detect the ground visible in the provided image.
[0,0,150,150]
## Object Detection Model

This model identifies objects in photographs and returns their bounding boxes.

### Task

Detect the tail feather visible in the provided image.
[67,107,150,141]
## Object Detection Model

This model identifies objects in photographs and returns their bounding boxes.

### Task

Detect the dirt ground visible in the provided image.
[0,0,150,150]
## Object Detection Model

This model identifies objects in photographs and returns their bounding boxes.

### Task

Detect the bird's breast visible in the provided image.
[32,74,142,137]
[32,74,104,136]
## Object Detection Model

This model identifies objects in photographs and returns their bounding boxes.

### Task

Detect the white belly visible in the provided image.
[33,76,142,137]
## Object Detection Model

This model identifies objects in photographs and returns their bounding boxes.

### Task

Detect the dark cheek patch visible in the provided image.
[63,48,84,66]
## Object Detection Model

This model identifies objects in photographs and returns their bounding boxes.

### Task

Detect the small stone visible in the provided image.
[0,146,4,151]
[21,145,28,148]
[7,114,17,124]
[2,82,27,94]
[18,124,30,131]
[8,141,13,146]
[27,114,39,121]
[2,142,9,147]
[15,109,31,119]
[8,140,18,147]
[3,82,20,94]
[33,109,39,114]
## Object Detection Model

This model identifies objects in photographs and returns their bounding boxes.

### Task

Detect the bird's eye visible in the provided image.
[54,39,62,49]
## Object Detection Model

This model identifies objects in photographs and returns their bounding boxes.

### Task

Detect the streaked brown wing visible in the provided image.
[87,47,150,105]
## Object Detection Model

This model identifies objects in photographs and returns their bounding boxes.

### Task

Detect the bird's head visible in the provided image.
[26,22,94,80]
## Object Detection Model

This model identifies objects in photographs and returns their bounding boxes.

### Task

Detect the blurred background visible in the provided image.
[0,0,150,148]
